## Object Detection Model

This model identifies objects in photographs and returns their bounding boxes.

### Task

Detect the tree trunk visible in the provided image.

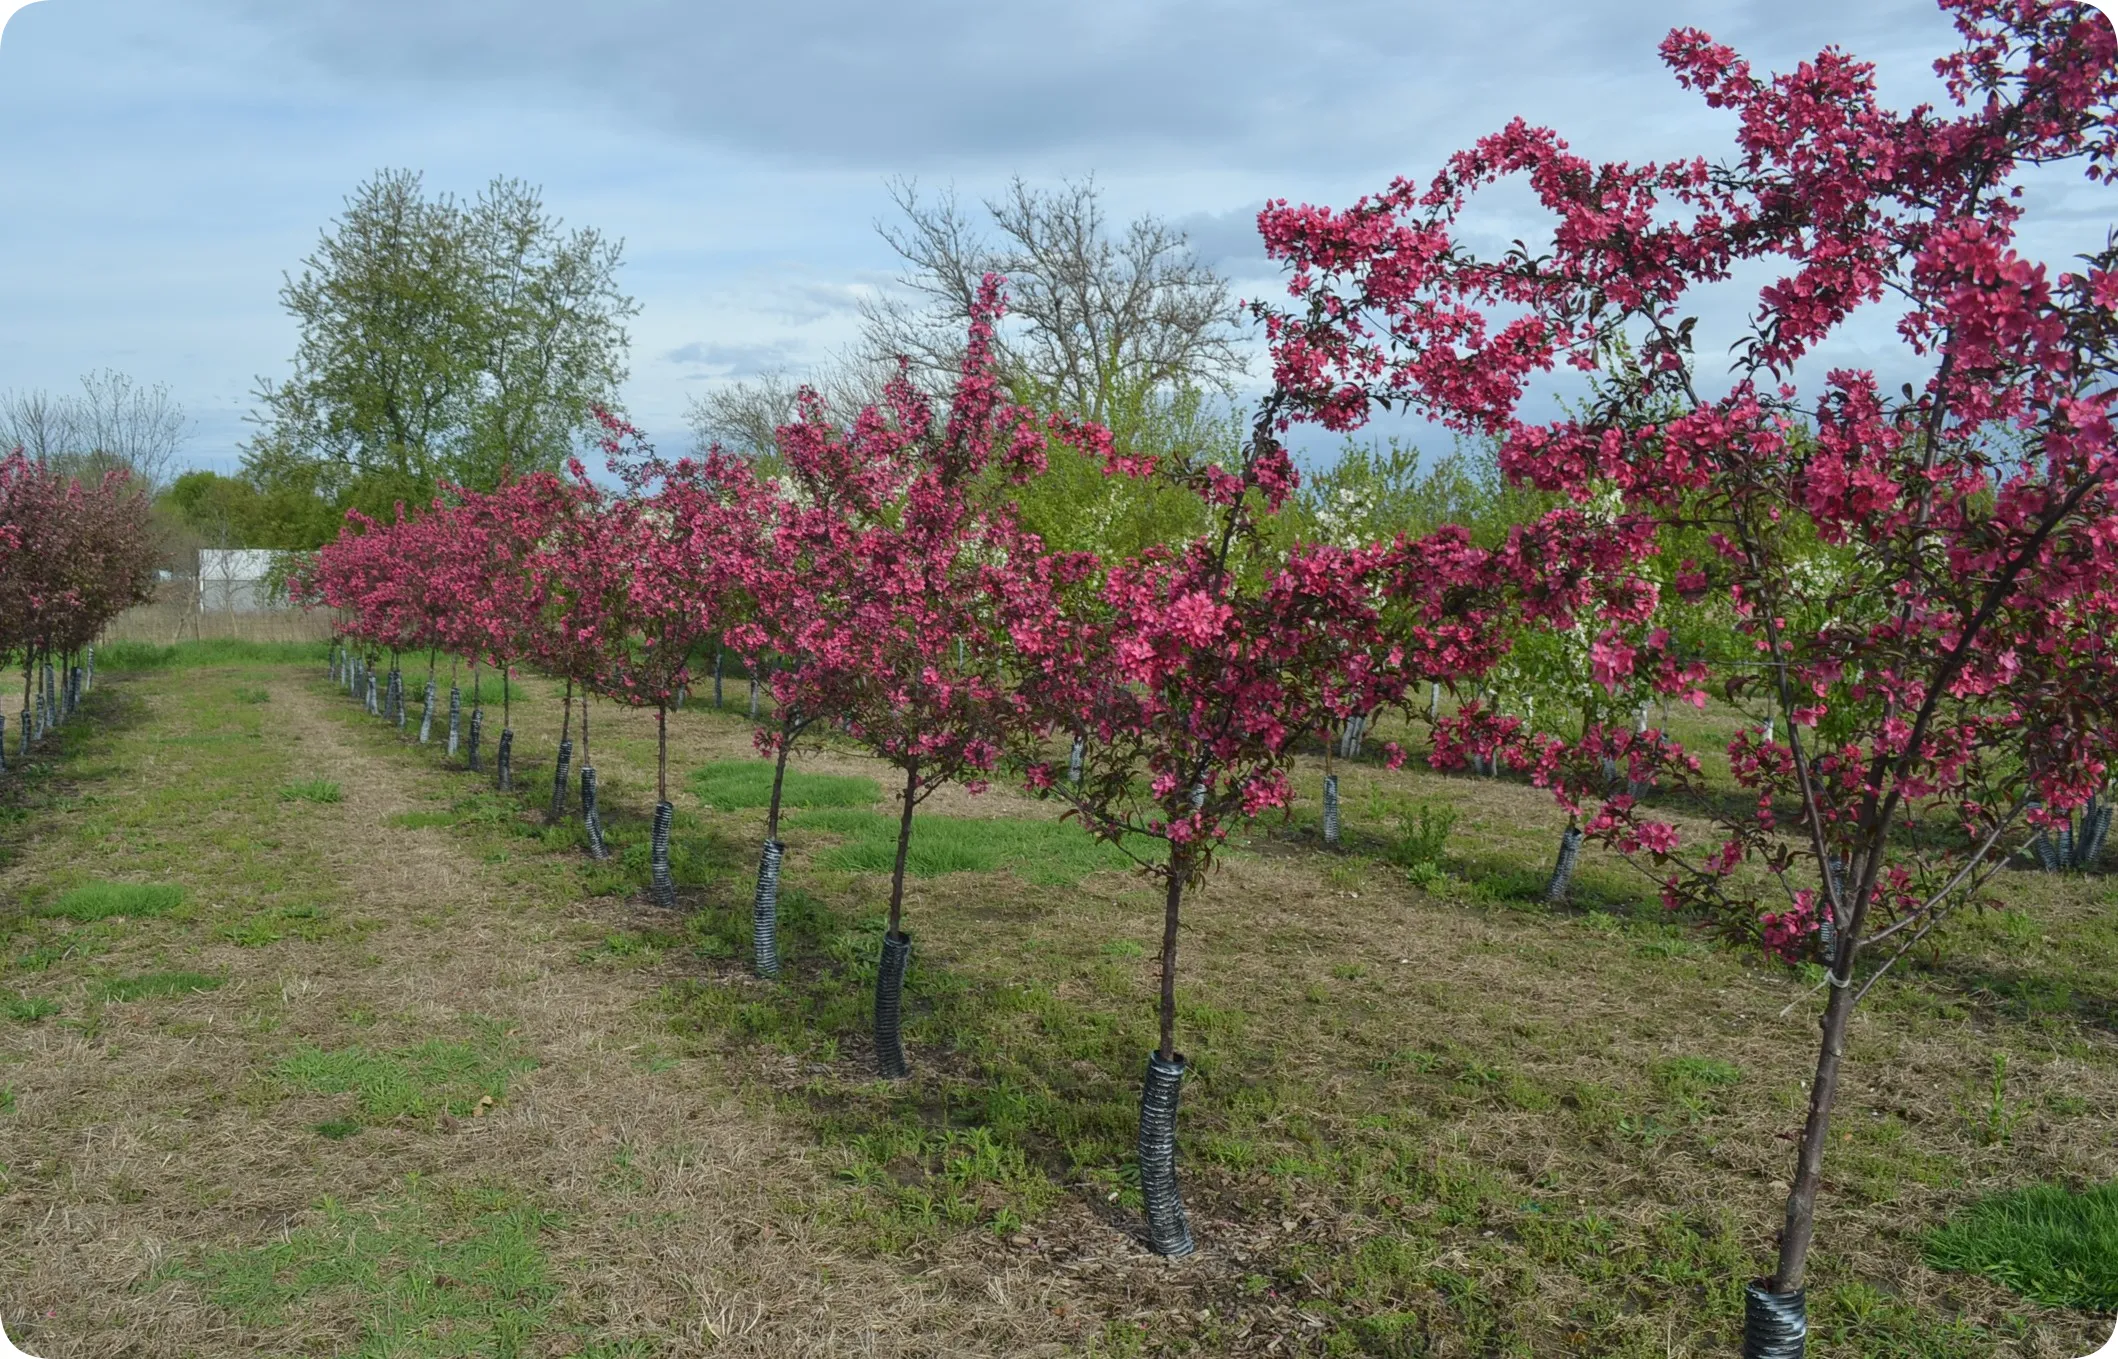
[1771,972,1858,1293]
[766,713,796,842]
[1157,851,1188,1062]
[657,700,669,804]
[886,762,918,938]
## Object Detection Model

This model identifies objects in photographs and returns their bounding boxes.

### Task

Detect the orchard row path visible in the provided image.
[0,663,1095,1357]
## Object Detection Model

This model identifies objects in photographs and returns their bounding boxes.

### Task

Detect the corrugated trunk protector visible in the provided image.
[83,646,92,692]
[2033,802,2062,872]
[650,800,676,907]
[446,686,462,757]
[551,738,573,816]
[753,838,785,979]
[496,728,514,791]
[1742,1283,1806,1359]
[467,710,483,771]
[366,675,378,716]
[1069,736,1084,785]
[874,931,912,1079]
[1138,1052,1195,1256]
[1543,825,1583,903]
[2080,799,2111,868]
[581,766,608,859]
[1321,774,1341,847]
[419,679,435,743]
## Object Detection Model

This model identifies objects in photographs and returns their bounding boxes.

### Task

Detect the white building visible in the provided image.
[196,548,284,613]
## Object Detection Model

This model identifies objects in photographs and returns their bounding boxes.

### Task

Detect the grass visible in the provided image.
[1,658,2112,1357]
[2,989,59,1021]
[690,759,880,811]
[219,902,337,948]
[94,638,326,672]
[796,805,1142,885]
[280,778,343,803]
[276,1027,536,1122]
[37,881,186,921]
[94,970,224,1002]
[178,1178,560,1352]
[1925,1181,2118,1310]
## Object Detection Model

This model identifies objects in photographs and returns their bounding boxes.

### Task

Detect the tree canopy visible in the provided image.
[243,170,637,517]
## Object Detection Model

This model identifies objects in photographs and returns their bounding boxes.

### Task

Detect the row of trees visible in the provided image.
[0,452,158,762]
[301,3,2113,1352]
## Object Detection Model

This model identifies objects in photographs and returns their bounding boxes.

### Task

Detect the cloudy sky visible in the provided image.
[0,0,2105,475]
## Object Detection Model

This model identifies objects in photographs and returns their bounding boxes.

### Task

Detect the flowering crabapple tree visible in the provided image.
[773,278,1082,1078]
[694,427,866,981]
[1015,397,1647,1255]
[1256,0,2118,1345]
[588,410,748,909]
[525,468,637,853]
[454,477,569,790]
[0,450,156,754]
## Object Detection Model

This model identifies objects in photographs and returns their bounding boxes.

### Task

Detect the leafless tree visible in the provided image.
[0,388,74,462]
[858,176,1244,421]
[687,177,1244,461]
[0,369,188,495]
[684,348,902,460]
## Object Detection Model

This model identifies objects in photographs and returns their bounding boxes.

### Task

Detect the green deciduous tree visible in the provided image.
[245,169,637,511]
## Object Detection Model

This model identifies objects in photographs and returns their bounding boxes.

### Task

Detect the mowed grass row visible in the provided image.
[0,658,669,1357]
[317,658,2118,1357]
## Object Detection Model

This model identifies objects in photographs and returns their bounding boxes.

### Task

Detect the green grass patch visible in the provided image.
[95,639,326,672]
[796,807,1139,885]
[690,759,880,812]
[2,989,59,1021]
[280,779,342,804]
[276,1028,536,1121]
[176,1178,559,1352]
[219,903,336,948]
[1924,1180,2118,1310]
[38,881,186,921]
[95,971,224,1003]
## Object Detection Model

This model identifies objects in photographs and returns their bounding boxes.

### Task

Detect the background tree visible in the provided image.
[691,177,1241,559]
[0,370,188,496]
[245,169,637,517]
